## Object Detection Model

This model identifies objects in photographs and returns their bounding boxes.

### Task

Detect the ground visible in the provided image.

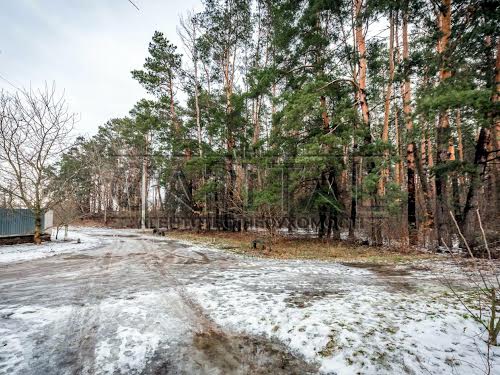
[0,227,498,374]
[163,230,435,262]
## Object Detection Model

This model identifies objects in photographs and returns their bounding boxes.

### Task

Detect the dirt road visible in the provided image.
[0,228,496,374]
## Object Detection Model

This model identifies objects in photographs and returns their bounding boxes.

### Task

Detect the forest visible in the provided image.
[52,0,499,252]
[1,1,500,373]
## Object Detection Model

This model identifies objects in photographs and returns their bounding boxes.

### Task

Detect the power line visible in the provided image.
[0,72,21,91]
[104,152,398,159]
[127,0,140,11]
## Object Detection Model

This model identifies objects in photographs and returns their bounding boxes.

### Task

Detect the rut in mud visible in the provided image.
[144,329,318,375]
[191,329,318,374]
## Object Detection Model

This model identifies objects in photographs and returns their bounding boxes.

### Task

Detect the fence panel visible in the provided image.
[0,208,44,237]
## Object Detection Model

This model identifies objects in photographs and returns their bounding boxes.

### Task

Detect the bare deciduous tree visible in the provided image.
[0,84,75,244]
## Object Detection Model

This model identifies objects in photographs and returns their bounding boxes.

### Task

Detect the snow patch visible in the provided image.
[187,267,499,375]
[0,229,103,263]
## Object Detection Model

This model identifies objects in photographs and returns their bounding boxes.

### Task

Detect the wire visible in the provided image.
[127,0,140,11]
[0,72,21,91]
[104,153,397,159]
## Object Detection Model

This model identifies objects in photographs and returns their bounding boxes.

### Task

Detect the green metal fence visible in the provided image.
[0,208,44,237]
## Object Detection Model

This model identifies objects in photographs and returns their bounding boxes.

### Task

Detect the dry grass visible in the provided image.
[165,230,435,264]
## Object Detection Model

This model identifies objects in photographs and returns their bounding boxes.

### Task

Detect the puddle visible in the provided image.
[139,329,317,374]
[191,329,318,374]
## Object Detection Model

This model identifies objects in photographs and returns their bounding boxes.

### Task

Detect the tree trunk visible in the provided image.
[456,109,466,200]
[462,127,491,249]
[34,206,42,245]
[456,110,464,162]
[329,170,341,240]
[494,40,500,154]
[252,96,262,147]
[349,146,358,239]
[402,6,417,245]
[461,39,499,250]
[378,10,395,197]
[320,96,330,132]
[355,0,379,244]
[488,39,500,219]
[342,145,349,192]
[104,190,108,225]
[427,126,435,200]
[394,107,404,186]
[168,75,180,136]
[394,11,403,187]
[435,0,453,246]
[157,183,163,212]
[319,94,332,240]
[416,123,435,245]
[223,45,237,231]
[194,75,202,157]
[318,174,327,239]
[355,0,370,135]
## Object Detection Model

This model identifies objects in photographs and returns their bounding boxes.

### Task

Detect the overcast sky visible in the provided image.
[0,0,202,137]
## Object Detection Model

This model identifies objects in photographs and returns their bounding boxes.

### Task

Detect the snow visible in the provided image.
[0,228,103,263]
[1,291,185,375]
[186,260,500,375]
[94,291,182,375]
[0,227,498,374]
[0,304,74,374]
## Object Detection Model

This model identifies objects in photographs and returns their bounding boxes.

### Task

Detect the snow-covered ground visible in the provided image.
[0,227,498,374]
[0,229,103,263]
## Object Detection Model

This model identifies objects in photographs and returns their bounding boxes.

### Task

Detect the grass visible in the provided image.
[164,230,435,264]
[318,334,337,357]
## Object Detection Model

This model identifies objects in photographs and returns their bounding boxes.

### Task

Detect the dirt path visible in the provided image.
[0,228,496,375]
[0,230,318,374]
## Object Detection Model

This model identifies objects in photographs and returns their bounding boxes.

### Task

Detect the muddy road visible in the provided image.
[0,229,320,374]
[0,228,493,375]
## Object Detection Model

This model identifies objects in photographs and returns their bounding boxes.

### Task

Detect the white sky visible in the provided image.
[0,0,202,137]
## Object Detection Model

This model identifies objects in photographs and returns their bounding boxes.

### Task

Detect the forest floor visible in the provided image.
[165,229,436,263]
[0,227,498,375]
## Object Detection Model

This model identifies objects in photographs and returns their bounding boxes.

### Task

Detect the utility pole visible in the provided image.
[141,133,149,230]
[141,155,147,230]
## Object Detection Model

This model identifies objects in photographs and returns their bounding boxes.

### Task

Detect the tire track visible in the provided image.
[46,249,114,375]
[138,239,319,375]
[143,245,218,333]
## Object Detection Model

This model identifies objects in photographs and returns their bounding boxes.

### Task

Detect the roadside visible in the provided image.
[0,229,103,263]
